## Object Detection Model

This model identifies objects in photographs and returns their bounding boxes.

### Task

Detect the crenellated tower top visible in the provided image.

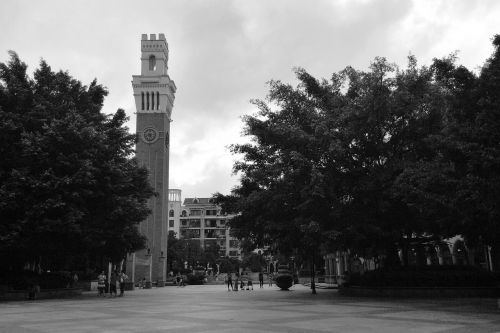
[140,33,169,76]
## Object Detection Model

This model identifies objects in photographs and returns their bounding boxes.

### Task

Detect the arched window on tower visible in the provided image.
[149,55,156,71]
[169,210,174,217]
[141,92,144,110]
[146,92,150,110]
[156,92,160,110]
[151,91,155,110]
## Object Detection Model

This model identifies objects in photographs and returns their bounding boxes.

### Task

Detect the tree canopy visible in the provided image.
[216,35,500,268]
[0,52,154,272]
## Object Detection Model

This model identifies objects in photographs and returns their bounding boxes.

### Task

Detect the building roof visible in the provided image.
[183,197,215,205]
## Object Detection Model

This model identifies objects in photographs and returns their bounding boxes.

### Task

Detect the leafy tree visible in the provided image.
[217,57,444,270]
[241,252,266,272]
[167,231,219,272]
[217,36,500,281]
[0,52,153,273]
[396,35,500,268]
[217,256,240,274]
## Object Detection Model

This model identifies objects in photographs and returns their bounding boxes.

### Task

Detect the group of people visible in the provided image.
[97,270,128,297]
[226,271,272,291]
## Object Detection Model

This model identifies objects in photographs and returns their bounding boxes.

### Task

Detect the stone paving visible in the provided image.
[1,284,499,332]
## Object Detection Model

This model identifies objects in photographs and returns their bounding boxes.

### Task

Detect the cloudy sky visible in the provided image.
[1,0,499,200]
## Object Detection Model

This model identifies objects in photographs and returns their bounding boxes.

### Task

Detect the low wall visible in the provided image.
[339,286,500,298]
[0,288,82,301]
[78,280,97,291]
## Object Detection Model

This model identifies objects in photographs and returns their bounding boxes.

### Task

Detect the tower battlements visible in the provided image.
[141,34,168,55]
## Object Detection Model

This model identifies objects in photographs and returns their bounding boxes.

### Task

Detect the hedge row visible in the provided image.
[0,271,74,290]
[349,265,500,287]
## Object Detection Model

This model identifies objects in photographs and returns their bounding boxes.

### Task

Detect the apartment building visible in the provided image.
[168,190,242,260]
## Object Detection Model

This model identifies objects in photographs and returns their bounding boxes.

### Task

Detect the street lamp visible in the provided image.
[145,248,152,289]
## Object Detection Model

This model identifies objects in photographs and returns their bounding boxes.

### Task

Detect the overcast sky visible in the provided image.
[1,0,499,200]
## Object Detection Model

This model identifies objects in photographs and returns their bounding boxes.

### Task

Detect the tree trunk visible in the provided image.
[490,243,500,271]
[310,254,316,295]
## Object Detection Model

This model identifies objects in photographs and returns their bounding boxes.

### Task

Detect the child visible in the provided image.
[247,279,253,290]
[97,271,106,297]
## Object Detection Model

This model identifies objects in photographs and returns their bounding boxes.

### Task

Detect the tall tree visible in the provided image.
[0,52,153,272]
[396,35,500,267]
[216,55,457,275]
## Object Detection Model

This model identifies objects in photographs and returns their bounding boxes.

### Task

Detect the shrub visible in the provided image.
[39,271,73,289]
[186,273,205,285]
[0,270,73,290]
[349,265,500,288]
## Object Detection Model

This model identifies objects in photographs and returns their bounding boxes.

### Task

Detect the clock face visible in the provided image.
[142,127,158,143]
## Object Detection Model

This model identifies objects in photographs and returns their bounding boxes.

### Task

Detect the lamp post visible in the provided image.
[145,249,152,289]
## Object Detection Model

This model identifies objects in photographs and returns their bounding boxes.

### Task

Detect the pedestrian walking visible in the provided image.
[118,271,128,297]
[234,273,239,291]
[97,271,106,297]
[240,278,245,290]
[227,273,233,291]
[258,271,264,288]
[268,272,273,287]
[109,270,118,297]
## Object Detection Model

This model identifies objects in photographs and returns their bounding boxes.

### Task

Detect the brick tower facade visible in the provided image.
[126,33,176,285]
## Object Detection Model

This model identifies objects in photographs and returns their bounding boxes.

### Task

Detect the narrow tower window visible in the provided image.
[156,92,160,109]
[151,91,155,110]
[146,92,150,110]
[141,92,144,110]
[149,55,156,71]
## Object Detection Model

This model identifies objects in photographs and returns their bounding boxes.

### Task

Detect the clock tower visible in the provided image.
[126,33,176,286]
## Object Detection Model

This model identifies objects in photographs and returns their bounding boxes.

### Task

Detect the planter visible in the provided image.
[339,286,500,298]
[275,266,293,290]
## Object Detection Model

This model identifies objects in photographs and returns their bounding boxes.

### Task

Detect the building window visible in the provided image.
[190,210,201,216]
[229,251,239,257]
[206,209,217,216]
[205,220,217,227]
[141,92,144,110]
[181,210,187,217]
[156,92,160,109]
[149,55,156,71]
[151,91,155,110]
[169,220,174,228]
[146,92,150,110]
[169,210,174,217]
[189,219,201,228]
[229,240,239,248]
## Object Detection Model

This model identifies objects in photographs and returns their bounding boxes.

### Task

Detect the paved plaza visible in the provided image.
[0,284,499,332]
